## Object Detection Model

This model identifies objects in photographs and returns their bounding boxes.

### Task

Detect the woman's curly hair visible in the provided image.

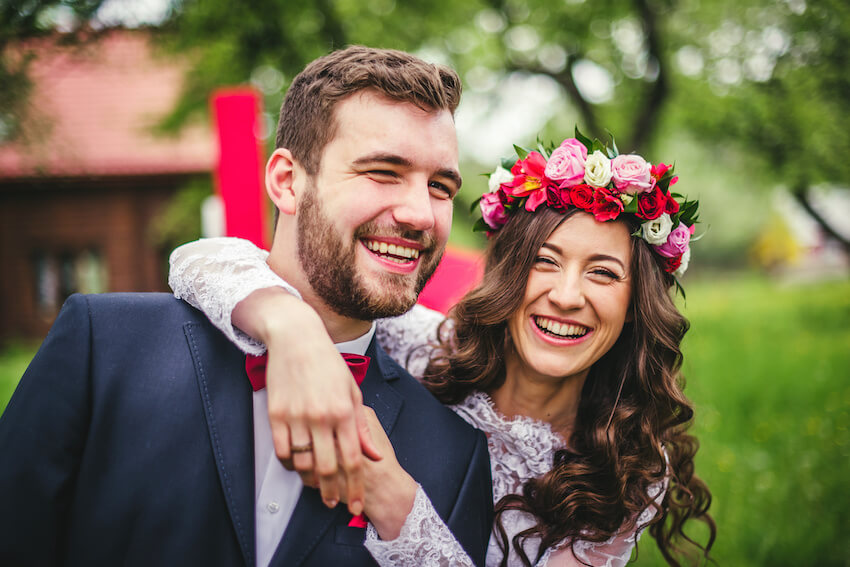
[422,208,715,566]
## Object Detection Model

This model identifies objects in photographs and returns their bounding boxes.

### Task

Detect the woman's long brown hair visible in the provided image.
[422,208,716,566]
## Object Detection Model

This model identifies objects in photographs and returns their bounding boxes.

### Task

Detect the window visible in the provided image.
[33,249,108,313]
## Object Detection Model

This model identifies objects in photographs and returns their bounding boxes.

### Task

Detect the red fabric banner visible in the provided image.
[211,88,269,249]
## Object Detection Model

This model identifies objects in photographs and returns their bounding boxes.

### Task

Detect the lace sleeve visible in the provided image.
[364,484,475,567]
[375,304,448,379]
[542,477,669,567]
[168,237,300,355]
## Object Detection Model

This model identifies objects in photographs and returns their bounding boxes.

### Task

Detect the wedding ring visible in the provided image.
[290,442,314,453]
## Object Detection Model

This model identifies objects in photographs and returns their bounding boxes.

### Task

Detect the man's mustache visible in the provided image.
[354,224,439,254]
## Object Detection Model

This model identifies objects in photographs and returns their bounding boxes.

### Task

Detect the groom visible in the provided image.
[0,47,492,566]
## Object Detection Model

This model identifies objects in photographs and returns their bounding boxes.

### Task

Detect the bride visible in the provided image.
[170,132,715,566]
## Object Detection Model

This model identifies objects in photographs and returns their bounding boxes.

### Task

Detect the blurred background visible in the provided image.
[1,0,848,564]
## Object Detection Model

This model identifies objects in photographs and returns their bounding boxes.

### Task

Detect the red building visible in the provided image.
[0,31,213,339]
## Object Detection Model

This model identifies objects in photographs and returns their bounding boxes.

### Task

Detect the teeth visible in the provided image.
[535,316,588,338]
[364,240,421,260]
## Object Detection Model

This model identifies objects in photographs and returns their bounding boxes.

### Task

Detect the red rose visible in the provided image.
[570,184,595,211]
[664,192,680,214]
[664,254,683,273]
[546,186,572,210]
[592,188,625,222]
[637,186,665,220]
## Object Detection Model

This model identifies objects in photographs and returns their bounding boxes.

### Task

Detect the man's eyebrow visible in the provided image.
[352,153,412,168]
[436,168,463,190]
[540,243,627,270]
[352,153,462,189]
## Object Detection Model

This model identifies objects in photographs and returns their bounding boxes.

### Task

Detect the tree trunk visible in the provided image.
[792,185,850,258]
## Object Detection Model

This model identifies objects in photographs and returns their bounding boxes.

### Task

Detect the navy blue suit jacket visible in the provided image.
[0,293,492,566]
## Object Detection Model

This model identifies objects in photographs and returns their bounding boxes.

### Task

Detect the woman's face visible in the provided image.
[507,212,633,384]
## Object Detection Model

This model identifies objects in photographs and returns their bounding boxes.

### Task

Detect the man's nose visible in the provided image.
[391,180,436,231]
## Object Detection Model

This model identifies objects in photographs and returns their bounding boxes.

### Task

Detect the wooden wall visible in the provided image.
[0,175,194,340]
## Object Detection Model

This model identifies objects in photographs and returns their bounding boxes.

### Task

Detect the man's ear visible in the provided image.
[266,148,299,216]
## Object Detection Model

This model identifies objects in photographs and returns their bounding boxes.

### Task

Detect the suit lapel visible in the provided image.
[185,322,256,567]
[270,337,404,566]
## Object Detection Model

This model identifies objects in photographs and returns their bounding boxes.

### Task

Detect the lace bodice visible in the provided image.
[169,237,666,567]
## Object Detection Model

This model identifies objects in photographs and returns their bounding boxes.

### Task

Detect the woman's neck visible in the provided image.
[490,356,588,440]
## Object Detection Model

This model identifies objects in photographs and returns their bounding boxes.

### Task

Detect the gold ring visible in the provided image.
[291,442,313,453]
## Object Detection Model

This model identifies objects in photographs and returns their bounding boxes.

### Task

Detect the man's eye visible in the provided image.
[429,181,454,199]
[369,170,397,178]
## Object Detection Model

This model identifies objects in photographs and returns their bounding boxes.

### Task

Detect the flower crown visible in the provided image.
[474,127,700,282]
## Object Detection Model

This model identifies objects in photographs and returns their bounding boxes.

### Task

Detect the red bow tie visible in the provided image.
[244,351,371,528]
[245,352,370,392]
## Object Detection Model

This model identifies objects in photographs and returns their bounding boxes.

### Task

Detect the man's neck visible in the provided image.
[266,252,372,344]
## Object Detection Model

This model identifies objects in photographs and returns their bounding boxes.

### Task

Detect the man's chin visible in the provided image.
[358,279,420,317]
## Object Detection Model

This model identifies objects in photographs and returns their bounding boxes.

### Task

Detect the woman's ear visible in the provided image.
[266,148,298,216]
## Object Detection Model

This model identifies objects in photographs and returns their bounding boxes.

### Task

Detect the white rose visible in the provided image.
[673,247,691,278]
[641,213,673,245]
[488,166,513,193]
[583,150,612,187]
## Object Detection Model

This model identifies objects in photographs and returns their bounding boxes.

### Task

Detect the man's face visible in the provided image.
[296,91,460,320]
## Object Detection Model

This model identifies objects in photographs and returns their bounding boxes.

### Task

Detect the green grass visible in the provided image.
[0,341,39,415]
[634,274,850,566]
[1,274,849,565]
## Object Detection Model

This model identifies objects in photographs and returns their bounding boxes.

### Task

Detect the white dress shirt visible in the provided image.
[252,323,376,567]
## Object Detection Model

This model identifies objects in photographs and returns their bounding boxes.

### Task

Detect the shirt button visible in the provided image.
[267,501,280,514]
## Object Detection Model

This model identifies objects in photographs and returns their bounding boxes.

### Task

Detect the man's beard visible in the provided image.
[296,187,443,321]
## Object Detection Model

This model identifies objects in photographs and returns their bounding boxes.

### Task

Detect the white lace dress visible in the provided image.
[169,237,666,567]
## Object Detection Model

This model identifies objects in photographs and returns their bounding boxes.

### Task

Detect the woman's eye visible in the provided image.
[534,256,557,266]
[591,268,619,280]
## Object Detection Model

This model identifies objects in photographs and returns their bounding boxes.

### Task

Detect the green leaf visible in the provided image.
[501,157,517,171]
[591,140,606,154]
[574,127,593,153]
[469,195,482,215]
[673,278,687,301]
[608,131,619,157]
[513,144,530,161]
[623,196,640,213]
[472,217,491,233]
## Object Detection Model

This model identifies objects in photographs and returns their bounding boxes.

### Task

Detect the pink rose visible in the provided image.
[480,192,508,230]
[544,138,588,188]
[654,222,691,258]
[611,154,654,195]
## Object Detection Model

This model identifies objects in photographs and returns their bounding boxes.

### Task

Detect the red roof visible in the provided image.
[0,31,213,179]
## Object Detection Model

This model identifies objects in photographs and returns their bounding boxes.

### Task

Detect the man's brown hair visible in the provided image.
[275,45,462,175]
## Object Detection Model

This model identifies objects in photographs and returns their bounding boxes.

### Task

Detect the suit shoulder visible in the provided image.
[377,348,481,441]
[77,292,206,324]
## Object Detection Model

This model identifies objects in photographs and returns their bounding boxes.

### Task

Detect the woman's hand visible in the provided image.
[301,406,418,541]
[234,287,381,516]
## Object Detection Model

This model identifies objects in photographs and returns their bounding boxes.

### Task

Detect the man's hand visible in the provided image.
[233,288,381,516]
[300,407,418,541]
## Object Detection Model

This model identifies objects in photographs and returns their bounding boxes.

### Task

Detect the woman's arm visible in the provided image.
[354,409,477,567]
